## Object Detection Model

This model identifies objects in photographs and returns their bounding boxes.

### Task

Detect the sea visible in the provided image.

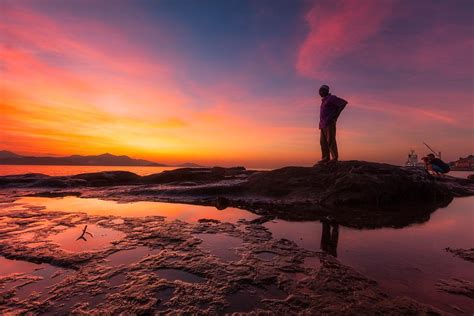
[0,165,471,178]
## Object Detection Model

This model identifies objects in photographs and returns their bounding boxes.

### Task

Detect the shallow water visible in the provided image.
[0,165,179,176]
[0,256,46,277]
[1,194,472,313]
[264,196,474,313]
[195,233,242,261]
[12,196,259,223]
[104,246,160,266]
[0,257,65,300]
[223,284,286,313]
[47,224,125,252]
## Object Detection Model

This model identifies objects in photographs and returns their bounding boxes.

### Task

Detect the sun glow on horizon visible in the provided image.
[1,0,472,167]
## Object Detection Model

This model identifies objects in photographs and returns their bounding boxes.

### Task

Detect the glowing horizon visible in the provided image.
[1,0,473,168]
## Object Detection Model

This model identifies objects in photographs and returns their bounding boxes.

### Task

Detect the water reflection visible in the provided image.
[47,224,125,252]
[12,196,259,223]
[320,221,339,257]
[264,197,474,314]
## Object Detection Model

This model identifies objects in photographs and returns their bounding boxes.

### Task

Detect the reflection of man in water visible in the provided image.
[320,221,339,257]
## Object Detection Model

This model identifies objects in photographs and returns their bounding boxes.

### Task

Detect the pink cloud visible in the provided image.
[1,7,174,79]
[296,0,394,78]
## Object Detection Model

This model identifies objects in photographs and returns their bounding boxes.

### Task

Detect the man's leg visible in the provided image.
[327,122,338,161]
[320,128,330,162]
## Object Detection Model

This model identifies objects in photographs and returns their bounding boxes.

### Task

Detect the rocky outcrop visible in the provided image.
[2,161,473,228]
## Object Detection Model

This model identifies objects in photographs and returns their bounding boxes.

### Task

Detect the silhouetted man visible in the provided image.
[317,85,348,164]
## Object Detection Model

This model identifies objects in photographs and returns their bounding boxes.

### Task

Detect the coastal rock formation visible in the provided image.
[1,161,473,228]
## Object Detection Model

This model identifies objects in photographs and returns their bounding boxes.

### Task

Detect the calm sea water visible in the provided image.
[0,165,471,178]
[0,165,179,176]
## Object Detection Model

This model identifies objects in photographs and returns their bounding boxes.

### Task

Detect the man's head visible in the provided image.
[426,153,436,161]
[319,85,330,97]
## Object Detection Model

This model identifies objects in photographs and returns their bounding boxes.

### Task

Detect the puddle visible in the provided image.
[155,287,175,310]
[0,256,44,276]
[223,284,286,313]
[11,196,259,223]
[108,273,127,287]
[105,246,160,266]
[255,251,277,261]
[195,233,242,261]
[154,269,205,283]
[15,265,66,300]
[264,197,474,313]
[224,290,261,313]
[0,256,65,300]
[47,224,125,252]
[55,293,106,312]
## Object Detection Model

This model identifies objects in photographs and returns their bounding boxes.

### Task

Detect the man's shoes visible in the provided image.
[327,159,338,164]
[314,159,329,166]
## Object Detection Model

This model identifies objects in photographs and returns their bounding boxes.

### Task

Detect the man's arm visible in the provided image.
[328,96,348,122]
[335,97,347,116]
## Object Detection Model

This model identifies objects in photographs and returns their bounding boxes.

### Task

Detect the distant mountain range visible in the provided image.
[0,151,202,167]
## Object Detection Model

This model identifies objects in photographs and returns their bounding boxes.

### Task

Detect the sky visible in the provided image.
[1,0,473,168]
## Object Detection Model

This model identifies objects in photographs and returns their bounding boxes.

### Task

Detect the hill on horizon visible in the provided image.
[0,151,202,167]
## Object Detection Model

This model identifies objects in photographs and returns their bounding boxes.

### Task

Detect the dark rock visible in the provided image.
[29,178,70,188]
[26,191,82,198]
[242,162,457,207]
[142,167,251,185]
[71,171,141,186]
[215,197,230,210]
[436,278,474,299]
[445,247,474,262]
[1,161,472,229]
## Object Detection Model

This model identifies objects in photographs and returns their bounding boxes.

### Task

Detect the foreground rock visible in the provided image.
[1,161,473,228]
[446,247,474,263]
[0,199,442,314]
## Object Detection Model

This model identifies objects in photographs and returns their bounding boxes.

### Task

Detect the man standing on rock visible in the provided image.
[317,85,348,164]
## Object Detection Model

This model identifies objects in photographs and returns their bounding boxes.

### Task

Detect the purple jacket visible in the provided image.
[319,94,348,129]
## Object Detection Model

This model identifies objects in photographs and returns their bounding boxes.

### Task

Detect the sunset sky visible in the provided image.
[1,0,473,168]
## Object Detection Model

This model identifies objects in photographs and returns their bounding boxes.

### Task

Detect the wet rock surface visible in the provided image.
[446,247,474,263]
[0,196,444,314]
[436,278,474,299]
